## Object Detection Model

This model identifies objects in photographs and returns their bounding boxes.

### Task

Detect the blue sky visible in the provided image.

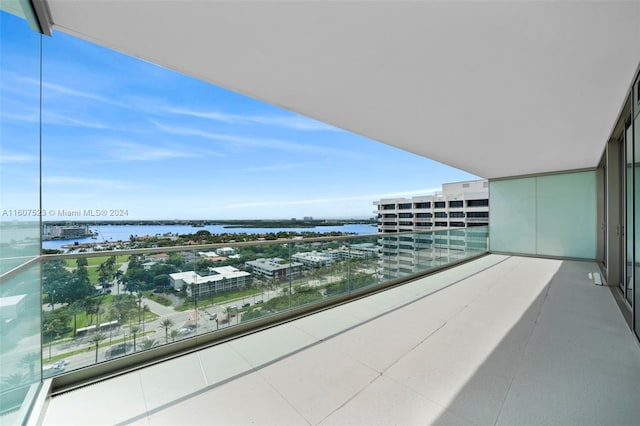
[1,12,477,220]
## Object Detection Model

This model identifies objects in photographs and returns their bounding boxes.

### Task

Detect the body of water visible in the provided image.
[42,223,378,250]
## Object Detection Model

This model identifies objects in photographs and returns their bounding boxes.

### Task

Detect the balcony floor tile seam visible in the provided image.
[149,255,515,424]
[315,272,537,426]
[248,371,314,426]
[374,257,559,423]
[311,256,543,423]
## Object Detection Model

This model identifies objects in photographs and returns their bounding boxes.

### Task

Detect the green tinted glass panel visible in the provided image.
[537,171,597,258]
[489,177,536,254]
[490,171,596,259]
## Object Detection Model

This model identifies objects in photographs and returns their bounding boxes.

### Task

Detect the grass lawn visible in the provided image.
[65,255,129,284]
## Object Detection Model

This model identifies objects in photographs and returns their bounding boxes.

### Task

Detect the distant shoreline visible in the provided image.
[42,219,375,228]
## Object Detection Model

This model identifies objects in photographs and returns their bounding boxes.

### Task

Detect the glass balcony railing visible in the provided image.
[5,227,488,389]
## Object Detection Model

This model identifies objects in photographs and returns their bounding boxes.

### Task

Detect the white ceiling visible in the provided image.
[45,1,640,179]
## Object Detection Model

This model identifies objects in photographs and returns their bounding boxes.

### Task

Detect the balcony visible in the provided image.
[39,254,640,425]
[1,228,490,422]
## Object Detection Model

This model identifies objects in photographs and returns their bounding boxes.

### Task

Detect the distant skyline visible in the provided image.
[1,12,478,220]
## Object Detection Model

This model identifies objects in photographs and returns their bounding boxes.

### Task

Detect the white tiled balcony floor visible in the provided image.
[42,255,640,425]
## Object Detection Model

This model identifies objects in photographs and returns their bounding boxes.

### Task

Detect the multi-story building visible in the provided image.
[291,251,333,268]
[245,257,303,281]
[374,180,489,279]
[42,224,94,240]
[374,180,489,233]
[169,266,251,298]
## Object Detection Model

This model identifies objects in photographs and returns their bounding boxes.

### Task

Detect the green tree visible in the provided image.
[43,317,65,360]
[141,304,151,332]
[91,333,107,363]
[139,338,157,350]
[130,325,141,352]
[161,318,174,343]
[114,269,124,294]
[109,294,137,324]
[167,253,184,268]
[169,328,179,343]
[91,333,107,364]
[42,259,73,307]
[68,300,84,336]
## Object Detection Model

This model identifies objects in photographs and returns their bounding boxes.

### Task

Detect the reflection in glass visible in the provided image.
[0,266,42,421]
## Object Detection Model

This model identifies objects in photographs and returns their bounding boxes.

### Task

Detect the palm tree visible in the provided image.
[135,291,143,323]
[93,298,104,326]
[44,317,64,360]
[68,300,84,336]
[130,325,140,352]
[138,338,157,351]
[169,328,179,343]
[91,333,107,363]
[20,352,40,379]
[160,318,174,343]
[114,270,123,295]
[141,304,150,332]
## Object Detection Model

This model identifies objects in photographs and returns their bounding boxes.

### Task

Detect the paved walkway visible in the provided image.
[141,296,175,317]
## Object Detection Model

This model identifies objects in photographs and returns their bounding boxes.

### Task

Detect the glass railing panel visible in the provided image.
[43,254,137,367]
[414,231,435,273]
[346,235,384,292]
[235,242,297,324]
[285,238,346,309]
[1,264,41,420]
[379,233,400,281]
[39,229,489,377]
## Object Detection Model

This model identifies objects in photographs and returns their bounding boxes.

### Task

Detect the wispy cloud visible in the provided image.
[42,176,144,191]
[105,140,223,161]
[152,121,349,156]
[0,150,39,164]
[0,111,40,124]
[18,77,158,114]
[36,79,131,109]
[166,107,340,132]
[45,112,109,129]
[223,188,441,209]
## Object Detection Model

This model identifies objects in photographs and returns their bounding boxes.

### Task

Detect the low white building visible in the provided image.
[217,247,236,256]
[292,251,333,268]
[169,266,251,298]
[245,258,303,281]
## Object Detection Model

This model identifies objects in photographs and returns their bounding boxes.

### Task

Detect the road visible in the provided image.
[37,286,288,377]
